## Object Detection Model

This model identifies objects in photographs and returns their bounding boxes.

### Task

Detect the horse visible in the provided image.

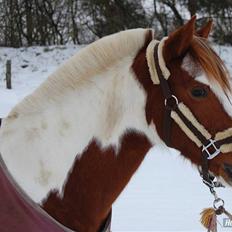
[0,16,231,232]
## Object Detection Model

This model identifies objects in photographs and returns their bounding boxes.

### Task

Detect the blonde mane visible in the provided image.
[9,28,151,116]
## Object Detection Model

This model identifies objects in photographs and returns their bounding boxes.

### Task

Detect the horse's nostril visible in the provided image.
[224,163,232,179]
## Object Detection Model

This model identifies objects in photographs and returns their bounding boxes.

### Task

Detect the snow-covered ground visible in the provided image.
[0,44,232,232]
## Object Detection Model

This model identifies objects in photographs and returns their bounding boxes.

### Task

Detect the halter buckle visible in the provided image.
[202,139,220,160]
[164,95,178,108]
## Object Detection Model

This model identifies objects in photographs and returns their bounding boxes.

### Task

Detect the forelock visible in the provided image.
[188,36,231,93]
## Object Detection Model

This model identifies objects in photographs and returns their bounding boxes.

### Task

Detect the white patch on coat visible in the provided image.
[0,29,159,203]
[182,55,232,118]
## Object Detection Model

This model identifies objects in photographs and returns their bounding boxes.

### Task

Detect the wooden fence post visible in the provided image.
[6,60,12,89]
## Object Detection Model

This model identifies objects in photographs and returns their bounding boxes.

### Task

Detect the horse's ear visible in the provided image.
[196,20,213,38]
[163,16,196,63]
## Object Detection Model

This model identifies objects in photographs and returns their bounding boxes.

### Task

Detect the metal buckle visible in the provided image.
[202,139,220,160]
[164,95,179,106]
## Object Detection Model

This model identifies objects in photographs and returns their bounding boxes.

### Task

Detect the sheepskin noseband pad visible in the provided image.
[146,37,170,84]
[171,103,211,147]
[171,102,232,153]
[215,129,232,153]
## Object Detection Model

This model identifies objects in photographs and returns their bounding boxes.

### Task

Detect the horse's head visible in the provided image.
[143,17,232,186]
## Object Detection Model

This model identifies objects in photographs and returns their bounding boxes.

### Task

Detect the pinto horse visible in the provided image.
[0,16,232,232]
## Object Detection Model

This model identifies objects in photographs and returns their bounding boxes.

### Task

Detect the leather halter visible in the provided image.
[153,42,232,191]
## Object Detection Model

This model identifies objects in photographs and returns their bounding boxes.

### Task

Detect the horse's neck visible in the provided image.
[0,54,157,231]
[0,53,157,203]
[39,57,159,231]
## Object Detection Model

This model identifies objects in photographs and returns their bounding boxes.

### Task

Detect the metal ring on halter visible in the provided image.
[213,198,225,210]
[164,95,178,108]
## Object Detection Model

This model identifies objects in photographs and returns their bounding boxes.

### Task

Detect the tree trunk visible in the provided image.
[188,0,197,17]
[25,0,33,46]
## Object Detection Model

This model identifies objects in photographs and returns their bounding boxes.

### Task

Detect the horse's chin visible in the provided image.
[218,163,232,187]
[223,163,232,186]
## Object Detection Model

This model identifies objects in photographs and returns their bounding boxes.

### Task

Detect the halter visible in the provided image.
[148,39,232,200]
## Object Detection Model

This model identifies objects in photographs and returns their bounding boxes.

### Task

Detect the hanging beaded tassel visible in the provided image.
[201,205,232,232]
[200,208,217,232]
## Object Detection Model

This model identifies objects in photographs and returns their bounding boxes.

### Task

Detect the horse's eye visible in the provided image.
[191,87,208,98]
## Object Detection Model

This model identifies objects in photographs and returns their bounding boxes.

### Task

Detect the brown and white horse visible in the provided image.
[0,17,232,232]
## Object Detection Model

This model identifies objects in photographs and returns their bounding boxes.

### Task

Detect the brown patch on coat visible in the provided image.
[42,131,152,232]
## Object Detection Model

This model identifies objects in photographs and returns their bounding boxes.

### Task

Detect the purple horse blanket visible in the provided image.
[0,156,70,232]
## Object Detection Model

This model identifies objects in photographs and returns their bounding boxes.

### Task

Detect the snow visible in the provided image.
[0,45,83,101]
[0,44,232,232]
[0,89,18,117]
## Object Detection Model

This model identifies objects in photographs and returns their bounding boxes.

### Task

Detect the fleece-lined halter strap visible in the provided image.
[151,40,232,157]
[150,39,232,189]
